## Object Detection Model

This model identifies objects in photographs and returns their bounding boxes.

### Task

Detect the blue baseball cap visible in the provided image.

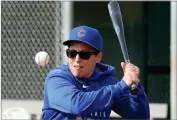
[63,26,103,51]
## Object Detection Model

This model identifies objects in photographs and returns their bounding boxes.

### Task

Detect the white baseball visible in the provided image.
[35,51,50,67]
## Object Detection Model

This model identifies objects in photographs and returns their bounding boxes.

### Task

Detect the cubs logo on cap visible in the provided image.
[77,29,86,37]
[63,26,103,52]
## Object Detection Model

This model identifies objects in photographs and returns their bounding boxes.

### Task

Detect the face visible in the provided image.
[67,42,102,78]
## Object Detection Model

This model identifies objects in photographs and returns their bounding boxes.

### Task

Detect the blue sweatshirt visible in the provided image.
[42,62,150,120]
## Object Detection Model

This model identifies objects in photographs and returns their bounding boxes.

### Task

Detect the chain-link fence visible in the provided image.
[1,1,67,100]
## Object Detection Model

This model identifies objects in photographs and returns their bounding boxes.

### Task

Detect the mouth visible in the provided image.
[74,65,83,69]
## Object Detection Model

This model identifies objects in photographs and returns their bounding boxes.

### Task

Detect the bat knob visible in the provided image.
[130,84,139,95]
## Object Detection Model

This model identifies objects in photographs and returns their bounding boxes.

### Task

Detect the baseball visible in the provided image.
[35,51,50,67]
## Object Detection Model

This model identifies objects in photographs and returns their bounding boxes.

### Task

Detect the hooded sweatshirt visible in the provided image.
[42,62,150,120]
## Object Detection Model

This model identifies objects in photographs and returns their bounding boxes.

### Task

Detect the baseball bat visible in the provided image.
[108,1,139,95]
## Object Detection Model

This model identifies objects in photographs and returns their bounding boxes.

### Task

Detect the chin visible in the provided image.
[74,74,84,78]
[71,69,89,78]
[72,72,82,78]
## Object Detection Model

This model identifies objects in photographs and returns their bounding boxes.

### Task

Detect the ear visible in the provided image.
[96,52,103,63]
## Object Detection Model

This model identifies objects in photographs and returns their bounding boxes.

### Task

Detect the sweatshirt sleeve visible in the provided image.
[45,70,126,116]
[112,80,150,119]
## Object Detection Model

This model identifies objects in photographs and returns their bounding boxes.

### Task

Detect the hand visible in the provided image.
[121,62,140,88]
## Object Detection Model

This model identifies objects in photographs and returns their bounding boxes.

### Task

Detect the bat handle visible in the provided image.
[131,83,139,95]
[125,60,139,95]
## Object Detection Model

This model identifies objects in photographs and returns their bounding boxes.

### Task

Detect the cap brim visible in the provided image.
[63,40,76,46]
[63,40,100,51]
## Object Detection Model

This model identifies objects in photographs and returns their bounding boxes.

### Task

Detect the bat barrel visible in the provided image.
[108,1,130,63]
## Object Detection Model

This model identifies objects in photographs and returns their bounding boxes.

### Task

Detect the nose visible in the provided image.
[74,54,81,62]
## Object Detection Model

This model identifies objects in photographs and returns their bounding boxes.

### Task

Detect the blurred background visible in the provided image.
[1,1,177,120]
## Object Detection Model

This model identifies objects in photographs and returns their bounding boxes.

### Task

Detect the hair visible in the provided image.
[95,49,100,55]
[67,42,100,55]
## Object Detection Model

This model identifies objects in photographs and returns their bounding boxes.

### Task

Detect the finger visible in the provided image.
[124,66,140,74]
[124,71,138,77]
[124,68,138,74]
[130,77,139,85]
[131,75,140,84]
[126,63,139,69]
[121,62,126,71]
[134,79,140,85]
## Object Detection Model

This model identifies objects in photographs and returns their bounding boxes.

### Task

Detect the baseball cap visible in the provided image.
[63,26,103,52]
